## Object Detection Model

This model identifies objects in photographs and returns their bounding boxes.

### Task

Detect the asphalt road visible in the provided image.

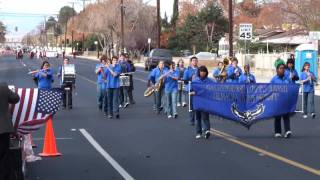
[1,54,320,180]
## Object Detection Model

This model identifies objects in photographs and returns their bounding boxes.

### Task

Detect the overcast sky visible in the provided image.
[0,0,173,40]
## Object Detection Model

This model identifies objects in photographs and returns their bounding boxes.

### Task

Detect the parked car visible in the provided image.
[145,49,173,71]
[180,50,192,57]
[188,52,217,60]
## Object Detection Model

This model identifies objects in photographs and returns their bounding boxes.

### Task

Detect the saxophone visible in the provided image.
[218,58,229,82]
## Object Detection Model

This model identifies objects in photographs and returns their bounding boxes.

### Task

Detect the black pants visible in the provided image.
[274,114,290,134]
[61,84,73,108]
[0,133,10,179]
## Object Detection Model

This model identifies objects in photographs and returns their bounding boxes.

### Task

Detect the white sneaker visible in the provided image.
[119,104,122,108]
[168,115,172,119]
[195,134,201,139]
[284,131,292,138]
[177,102,181,107]
[124,103,129,108]
[182,102,187,107]
[303,115,307,119]
[204,131,211,139]
[311,113,316,119]
[274,133,282,138]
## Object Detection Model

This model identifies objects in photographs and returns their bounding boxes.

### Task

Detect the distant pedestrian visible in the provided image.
[300,62,316,119]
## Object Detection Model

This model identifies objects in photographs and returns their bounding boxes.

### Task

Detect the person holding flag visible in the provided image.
[190,66,213,139]
[300,62,316,119]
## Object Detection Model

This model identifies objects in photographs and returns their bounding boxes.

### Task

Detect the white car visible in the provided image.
[46,50,58,58]
[188,52,217,60]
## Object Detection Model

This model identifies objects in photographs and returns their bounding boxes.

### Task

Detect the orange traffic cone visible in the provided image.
[39,117,62,157]
[30,134,37,148]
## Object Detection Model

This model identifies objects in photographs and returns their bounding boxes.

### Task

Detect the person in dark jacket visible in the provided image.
[0,82,20,179]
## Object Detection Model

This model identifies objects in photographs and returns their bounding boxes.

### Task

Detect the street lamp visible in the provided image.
[94,41,99,58]
[76,42,79,51]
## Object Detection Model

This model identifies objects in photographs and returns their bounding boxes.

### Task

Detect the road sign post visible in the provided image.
[239,23,253,54]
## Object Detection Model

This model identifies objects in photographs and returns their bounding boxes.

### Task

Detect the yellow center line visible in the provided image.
[210,128,320,176]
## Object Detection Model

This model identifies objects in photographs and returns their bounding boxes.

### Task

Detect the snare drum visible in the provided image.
[178,80,184,91]
[62,64,76,84]
[120,75,130,87]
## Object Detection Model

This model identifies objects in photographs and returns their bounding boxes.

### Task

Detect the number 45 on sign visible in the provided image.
[239,24,253,40]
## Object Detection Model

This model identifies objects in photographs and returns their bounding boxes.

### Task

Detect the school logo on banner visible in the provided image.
[231,103,265,126]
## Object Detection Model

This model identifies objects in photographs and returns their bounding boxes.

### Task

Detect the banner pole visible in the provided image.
[301,83,304,114]
[188,81,192,112]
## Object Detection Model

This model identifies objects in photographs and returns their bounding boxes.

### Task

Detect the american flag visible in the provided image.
[11,88,62,135]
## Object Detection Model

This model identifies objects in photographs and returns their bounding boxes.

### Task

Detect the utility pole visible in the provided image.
[71,2,75,53]
[228,0,233,57]
[44,16,48,48]
[157,0,160,48]
[120,0,124,53]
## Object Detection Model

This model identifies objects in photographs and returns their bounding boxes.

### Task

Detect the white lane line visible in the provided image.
[133,77,147,83]
[79,129,135,180]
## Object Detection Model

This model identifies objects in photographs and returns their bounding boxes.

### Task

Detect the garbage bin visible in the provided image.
[295,44,318,79]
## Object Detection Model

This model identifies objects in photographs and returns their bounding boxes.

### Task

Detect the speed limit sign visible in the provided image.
[239,24,253,40]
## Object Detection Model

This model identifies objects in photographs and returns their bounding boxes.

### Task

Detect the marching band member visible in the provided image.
[119,54,131,108]
[95,56,108,114]
[300,62,316,119]
[190,65,213,139]
[239,65,256,83]
[227,58,242,83]
[164,62,179,118]
[212,62,223,82]
[125,54,136,105]
[183,56,199,125]
[32,61,54,89]
[271,62,292,138]
[57,58,73,109]
[104,56,122,119]
[285,58,299,83]
[177,59,187,107]
[148,60,167,114]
